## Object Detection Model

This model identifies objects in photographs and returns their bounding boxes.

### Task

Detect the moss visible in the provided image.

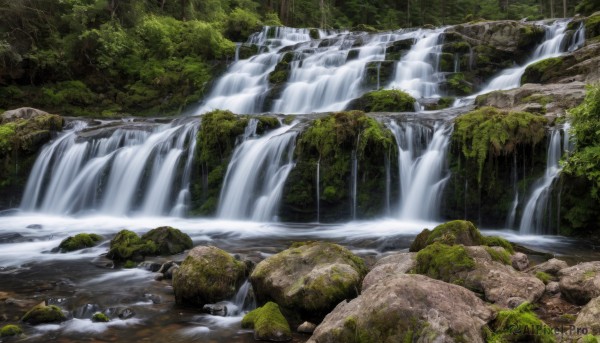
[268,52,295,85]
[485,247,512,265]
[309,28,320,40]
[347,89,415,112]
[486,302,556,343]
[424,220,483,248]
[106,230,157,262]
[535,271,552,284]
[363,61,395,88]
[91,312,110,322]
[123,260,137,268]
[140,226,192,256]
[0,324,22,337]
[584,14,600,40]
[255,115,281,134]
[58,233,103,252]
[385,38,415,60]
[445,73,473,95]
[582,335,600,343]
[415,242,475,283]
[453,107,547,185]
[521,57,563,84]
[241,302,291,340]
[584,270,596,279]
[328,309,428,342]
[483,236,514,253]
[21,304,66,325]
[409,228,431,252]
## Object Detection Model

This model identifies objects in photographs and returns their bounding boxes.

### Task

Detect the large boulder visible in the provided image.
[307,274,494,343]
[140,226,193,256]
[250,242,367,321]
[106,230,158,262]
[1,107,50,122]
[448,21,545,54]
[361,252,416,291]
[574,296,600,335]
[57,233,103,252]
[21,302,66,325]
[409,220,485,252]
[173,246,247,307]
[527,258,569,276]
[559,261,600,305]
[241,301,292,341]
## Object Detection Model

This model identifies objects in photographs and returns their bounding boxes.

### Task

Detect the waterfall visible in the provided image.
[519,123,571,234]
[217,122,298,221]
[481,20,569,93]
[316,158,321,222]
[506,153,519,229]
[388,120,452,220]
[568,22,585,52]
[388,28,445,99]
[20,120,199,216]
[350,149,358,220]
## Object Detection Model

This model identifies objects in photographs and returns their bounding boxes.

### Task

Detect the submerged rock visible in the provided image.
[242,301,292,341]
[307,274,494,343]
[250,242,367,321]
[202,304,228,316]
[21,302,66,325]
[173,246,247,307]
[57,233,103,252]
[559,261,600,305]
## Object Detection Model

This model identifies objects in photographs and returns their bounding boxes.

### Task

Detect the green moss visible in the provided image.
[486,302,555,343]
[584,14,600,39]
[123,260,137,268]
[453,107,547,184]
[347,89,415,112]
[21,304,66,325]
[107,230,157,262]
[584,270,596,279]
[309,28,320,39]
[446,73,473,96]
[91,312,110,322]
[268,52,295,85]
[485,247,511,265]
[483,236,514,253]
[582,334,600,343]
[521,57,563,84]
[535,271,552,284]
[415,242,475,283]
[140,226,192,256]
[58,233,103,252]
[409,228,431,252]
[0,324,22,337]
[255,115,281,134]
[241,302,291,340]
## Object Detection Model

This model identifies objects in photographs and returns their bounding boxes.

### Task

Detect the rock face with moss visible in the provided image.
[443,107,548,227]
[307,274,494,343]
[173,246,247,307]
[58,233,103,252]
[346,89,415,112]
[361,252,415,291]
[140,226,192,256]
[0,324,22,337]
[21,303,66,325]
[250,242,367,321]
[0,107,63,209]
[241,301,292,341]
[409,220,485,251]
[107,230,158,262]
[280,111,395,222]
[574,296,600,335]
[558,261,600,305]
[486,302,556,343]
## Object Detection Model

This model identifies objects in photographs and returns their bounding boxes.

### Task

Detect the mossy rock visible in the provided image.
[172,246,247,307]
[106,230,157,262]
[268,52,296,85]
[21,303,66,325]
[443,72,473,95]
[362,61,395,88]
[414,242,476,284]
[238,44,259,60]
[140,226,192,256]
[385,38,415,60]
[58,233,103,252]
[485,246,512,265]
[0,324,22,337]
[241,302,292,341]
[521,57,563,84]
[309,28,320,40]
[485,302,555,343]
[584,13,600,39]
[250,241,367,321]
[91,312,110,322]
[442,41,471,54]
[346,89,415,112]
[439,53,455,72]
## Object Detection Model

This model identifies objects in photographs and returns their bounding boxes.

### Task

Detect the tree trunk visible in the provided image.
[563,0,567,17]
[550,0,554,18]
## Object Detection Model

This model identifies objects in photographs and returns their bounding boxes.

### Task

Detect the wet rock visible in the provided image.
[448,21,545,54]
[250,242,367,321]
[409,220,484,252]
[527,258,569,276]
[574,296,600,335]
[1,107,50,121]
[118,308,135,320]
[91,254,115,269]
[138,261,162,272]
[202,304,228,317]
[346,89,416,112]
[0,233,23,243]
[559,261,600,305]
[241,302,292,342]
[140,226,193,256]
[0,324,22,337]
[91,312,110,322]
[307,274,494,343]
[511,252,530,271]
[26,224,42,229]
[21,302,67,325]
[58,233,103,252]
[144,294,161,304]
[546,281,560,294]
[506,297,526,309]
[157,260,179,280]
[297,321,316,334]
[73,303,101,319]
[107,230,157,262]
[173,246,247,307]
[361,252,416,291]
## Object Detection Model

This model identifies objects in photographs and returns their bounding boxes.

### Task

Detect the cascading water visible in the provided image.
[518,123,571,234]
[20,120,199,216]
[388,120,452,220]
[217,121,298,221]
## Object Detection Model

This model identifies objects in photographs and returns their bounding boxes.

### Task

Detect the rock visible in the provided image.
[118,308,135,320]
[250,242,367,321]
[173,246,247,307]
[202,304,228,316]
[528,258,569,275]
[157,260,179,280]
[91,254,115,269]
[140,226,193,256]
[506,297,526,309]
[73,303,101,319]
[1,107,49,122]
[409,220,484,252]
[26,224,42,229]
[511,252,529,271]
[307,274,494,343]
[449,21,545,54]
[107,230,157,262]
[559,262,600,305]
[297,321,317,334]
[21,302,67,325]
[241,302,292,342]
[346,89,415,112]
[546,281,560,294]
[487,302,555,342]
[361,252,416,291]
[58,233,103,252]
[138,261,162,272]
[574,296,600,335]
[91,312,110,322]
[0,324,22,337]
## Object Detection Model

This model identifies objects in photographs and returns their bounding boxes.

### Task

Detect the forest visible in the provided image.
[0,0,598,116]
